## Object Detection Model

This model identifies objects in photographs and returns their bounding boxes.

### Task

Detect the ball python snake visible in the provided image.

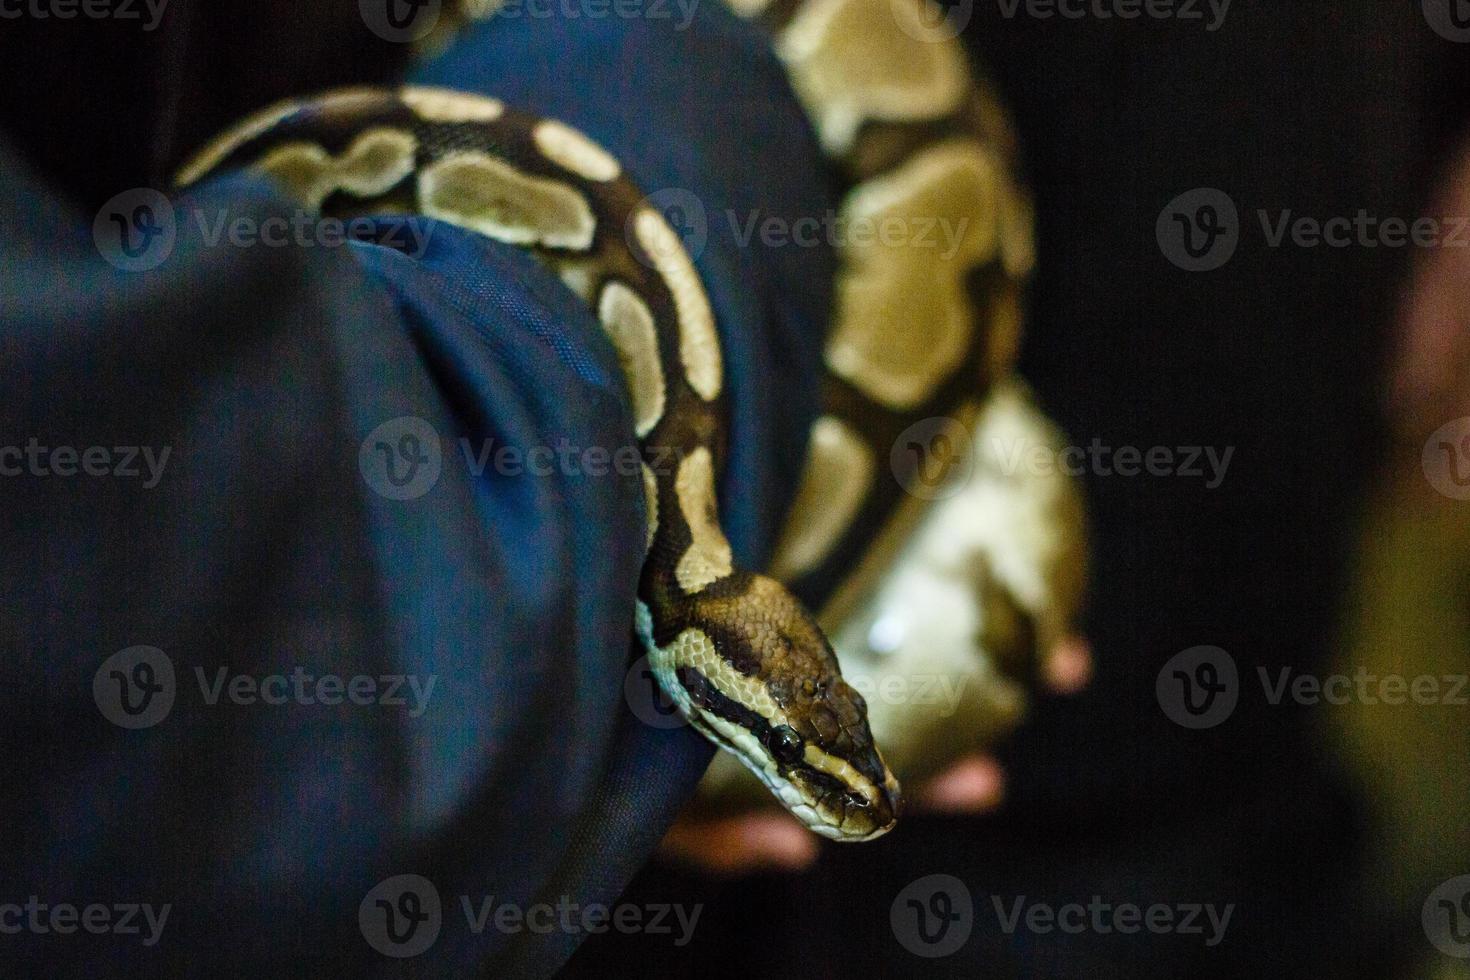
[173,0,1052,842]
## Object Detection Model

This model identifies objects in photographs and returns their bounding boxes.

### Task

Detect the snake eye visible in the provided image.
[767,725,804,764]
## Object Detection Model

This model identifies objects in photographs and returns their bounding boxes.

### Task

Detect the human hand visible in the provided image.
[1390,137,1470,437]
[656,635,1091,876]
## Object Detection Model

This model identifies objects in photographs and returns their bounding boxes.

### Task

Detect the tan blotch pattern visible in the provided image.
[632,208,722,401]
[641,462,660,552]
[418,151,596,250]
[825,139,1002,409]
[598,281,666,437]
[777,0,968,155]
[770,416,875,582]
[533,120,622,183]
[176,99,310,188]
[668,628,779,718]
[402,86,505,122]
[674,447,734,593]
[724,0,774,14]
[998,180,1036,279]
[245,128,419,209]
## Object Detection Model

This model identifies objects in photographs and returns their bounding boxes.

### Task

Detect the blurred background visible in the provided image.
[2,1,1468,977]
[568,3,1470,976]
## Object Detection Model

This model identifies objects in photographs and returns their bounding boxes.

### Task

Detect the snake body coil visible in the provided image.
[177,86,901,840]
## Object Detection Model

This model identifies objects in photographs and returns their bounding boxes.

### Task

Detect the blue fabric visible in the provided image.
[0,10,834,977]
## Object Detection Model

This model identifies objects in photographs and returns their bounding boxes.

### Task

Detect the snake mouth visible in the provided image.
[685,707,900,841]
[805,768,902,842]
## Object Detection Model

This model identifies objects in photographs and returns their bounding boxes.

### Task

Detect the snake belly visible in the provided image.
[175,86,900,841]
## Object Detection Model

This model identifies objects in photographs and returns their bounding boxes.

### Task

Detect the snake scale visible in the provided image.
[174,0,1029,842]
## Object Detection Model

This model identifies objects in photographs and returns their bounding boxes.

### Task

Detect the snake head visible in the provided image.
[651,574,902,842]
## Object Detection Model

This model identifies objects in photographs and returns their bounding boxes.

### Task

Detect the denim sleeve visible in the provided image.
[0,6,834,978]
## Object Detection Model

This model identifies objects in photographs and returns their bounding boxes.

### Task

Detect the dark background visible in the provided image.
[568,4,1468,977]
[2,2,1465,976]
